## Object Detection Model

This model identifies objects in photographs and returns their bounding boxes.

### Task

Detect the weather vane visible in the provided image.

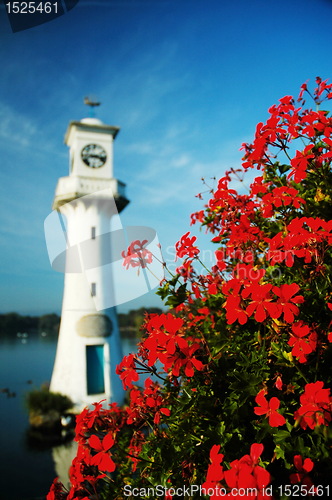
[84,95,101,117]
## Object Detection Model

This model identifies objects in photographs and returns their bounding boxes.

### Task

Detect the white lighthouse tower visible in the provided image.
[49,103,129,409]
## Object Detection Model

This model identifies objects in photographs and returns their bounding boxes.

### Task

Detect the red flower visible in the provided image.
[203,443,273,499]
[141,313,204,379]
[244,283,280,322]
[126,378,171,426]
[288,322,317,363]
[171,343,204,377]
[261,186,305,218]
[288,145,315,183]
[47,478,68,500]
[143,312,185,367]
[314,76,332,101]
[224,295,248,325]
[214,249,227,272]
[122,239,153,269]
[88,433,116,472]
[272,283,304,323]
[254,390,286,427]
[128,431,145,472]
[202,444,224,493]
[69,444,106,489]
[126,388,145,425]
[275,376,283,390]
[290,455,314,489]
[297,81,308,102]
[116,353,139,390]
[175,231,200,259]
[294,381,332,430]
[74,400,115,445]
[224,443,272,498]
[190,209,205,225]
[144,378,171,424]
[176,259,195,280]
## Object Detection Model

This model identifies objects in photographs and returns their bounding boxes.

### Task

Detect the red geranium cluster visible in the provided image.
[58,402,126,498]
[126,377,170,426]
[47,78,332,500]
[47,478,69,500]
[294,381,332,430]
[288,322,317,363]
[265,217,332,268]
[202,443,273,499]
[222,279,304,325]
[259,185,306,219]
[116,312,204,384]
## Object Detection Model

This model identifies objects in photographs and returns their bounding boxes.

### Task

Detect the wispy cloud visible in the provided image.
[124,124,248,209]
[0,104,38,148]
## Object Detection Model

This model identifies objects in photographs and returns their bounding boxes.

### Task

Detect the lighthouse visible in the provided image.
[49,104,129,409]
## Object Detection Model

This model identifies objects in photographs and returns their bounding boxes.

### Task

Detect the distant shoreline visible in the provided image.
[0,307,164,339]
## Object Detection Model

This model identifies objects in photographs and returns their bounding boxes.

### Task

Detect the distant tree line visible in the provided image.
[0,313,60,337]
[0,308,164,338]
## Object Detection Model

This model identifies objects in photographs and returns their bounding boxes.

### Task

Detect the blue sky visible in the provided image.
[1,0,332,315]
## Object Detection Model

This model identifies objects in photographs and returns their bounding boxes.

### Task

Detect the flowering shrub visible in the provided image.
[48,78,332,499]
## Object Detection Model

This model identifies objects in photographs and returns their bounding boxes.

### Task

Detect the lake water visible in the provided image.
[0,334,137,500]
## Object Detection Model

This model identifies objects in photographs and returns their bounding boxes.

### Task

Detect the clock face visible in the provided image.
[81,144,107,168]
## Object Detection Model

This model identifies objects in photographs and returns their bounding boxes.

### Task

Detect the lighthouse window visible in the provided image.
[91,226,96,239]
[91,283,96,296]
[86,345,105,395]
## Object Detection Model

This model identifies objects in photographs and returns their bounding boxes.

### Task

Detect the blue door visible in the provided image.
[86,344,105,394]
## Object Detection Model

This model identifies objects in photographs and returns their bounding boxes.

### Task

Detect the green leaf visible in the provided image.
[274,444,285,460]
[278,164,291,174]
[273,430,291,444]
